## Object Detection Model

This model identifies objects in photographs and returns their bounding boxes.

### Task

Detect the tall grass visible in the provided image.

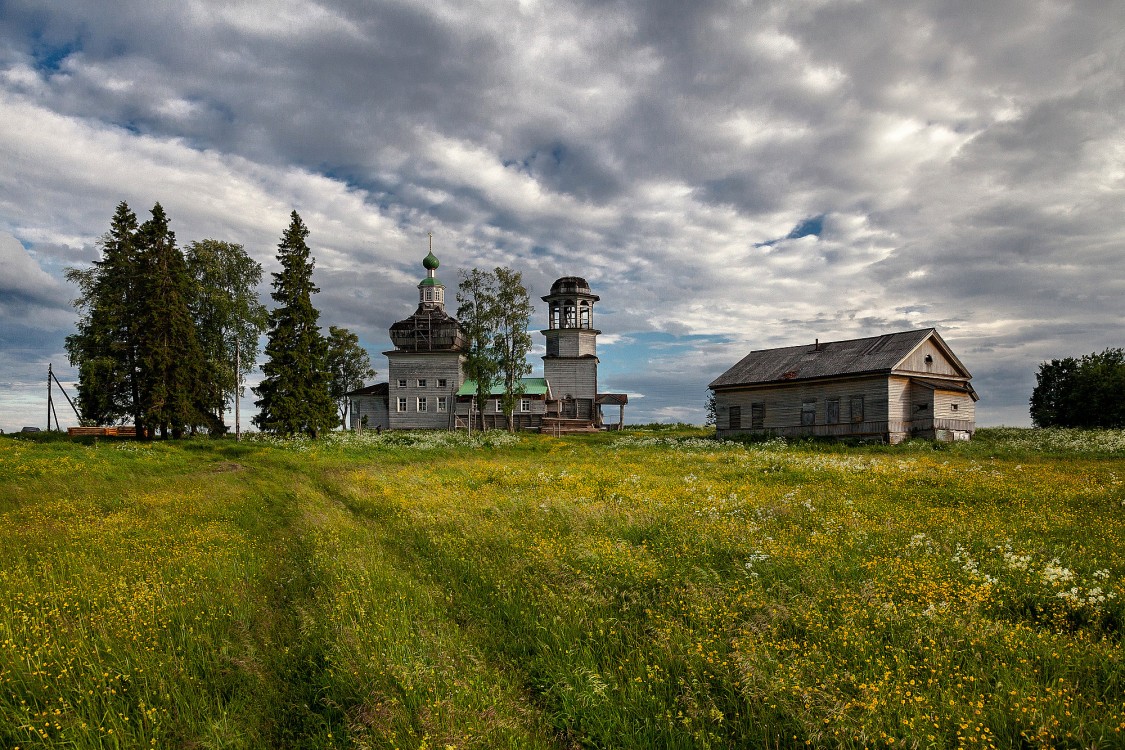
[1,428,1122,748]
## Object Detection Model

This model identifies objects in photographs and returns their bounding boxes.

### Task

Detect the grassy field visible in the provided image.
[1,427,1123,749]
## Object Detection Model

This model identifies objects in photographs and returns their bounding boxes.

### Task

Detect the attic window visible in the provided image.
[951,403,959,411]
[924,354,933,366]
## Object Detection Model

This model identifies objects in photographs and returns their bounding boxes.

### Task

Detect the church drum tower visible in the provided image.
[541,276,600,421]
[385,249,466,429]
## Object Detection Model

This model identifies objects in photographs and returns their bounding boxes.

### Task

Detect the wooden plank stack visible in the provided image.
[66,426,138,437]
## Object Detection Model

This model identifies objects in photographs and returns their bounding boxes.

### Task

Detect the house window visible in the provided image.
[494,399,502,413]
[850,395,865,423]
[397,397,407,412]
[826,398,840,425]
[397,379,407,388]
[437,378,447,388]
[417,397,428,412]
[417,379,427,388]
[437,397,448,412]
[520,399,531,413]
[801,400,816,426]
[729,405,742,429]
[751,403,765,429]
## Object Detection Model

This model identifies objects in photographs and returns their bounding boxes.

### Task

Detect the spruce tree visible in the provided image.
[133,203,213,438]
[65,201,141,426]
[253,212,337,437]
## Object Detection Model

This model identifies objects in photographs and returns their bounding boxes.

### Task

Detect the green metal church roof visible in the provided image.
[456,377,550,397]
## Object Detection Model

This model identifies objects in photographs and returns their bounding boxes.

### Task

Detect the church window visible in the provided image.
[397,379,407,388]
[437,378,447,388]
[417,379,427,387]
[397,397,407,412]
[417,397,428,412]
[437,397,448,412]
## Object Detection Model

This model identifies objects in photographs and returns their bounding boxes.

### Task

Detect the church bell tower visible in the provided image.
[542,277,599,419]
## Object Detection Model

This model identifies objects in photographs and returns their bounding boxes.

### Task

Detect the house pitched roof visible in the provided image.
[345,382,389,397]
[709,329,964,389]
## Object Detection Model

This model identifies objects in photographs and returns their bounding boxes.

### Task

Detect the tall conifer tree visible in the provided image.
[134,203,213,438]
[65,201,141,426]
[253,212,337,437]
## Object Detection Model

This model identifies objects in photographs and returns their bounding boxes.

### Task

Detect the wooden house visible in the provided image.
[708,328,977,443]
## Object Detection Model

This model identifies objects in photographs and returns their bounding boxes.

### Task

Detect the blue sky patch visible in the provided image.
[755,213,826,248]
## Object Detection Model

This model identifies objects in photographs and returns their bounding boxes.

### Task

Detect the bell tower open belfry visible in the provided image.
[542,277,599,420]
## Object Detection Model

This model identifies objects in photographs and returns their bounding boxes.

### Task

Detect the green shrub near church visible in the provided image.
[1,429,1123,748]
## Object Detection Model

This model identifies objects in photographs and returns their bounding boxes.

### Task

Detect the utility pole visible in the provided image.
[47,363,54,431]
[235,338,241,442]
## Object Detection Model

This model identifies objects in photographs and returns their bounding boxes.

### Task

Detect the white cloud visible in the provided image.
[1,0,1124,428]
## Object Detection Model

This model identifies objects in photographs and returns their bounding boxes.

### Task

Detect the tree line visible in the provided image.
[1030,348,1125,428]
[67,204,372,438]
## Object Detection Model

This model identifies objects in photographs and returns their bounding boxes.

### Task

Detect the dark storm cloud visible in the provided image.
[1,0,1123,428]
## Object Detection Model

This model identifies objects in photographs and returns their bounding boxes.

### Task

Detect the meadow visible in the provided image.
[1,427,1122,749]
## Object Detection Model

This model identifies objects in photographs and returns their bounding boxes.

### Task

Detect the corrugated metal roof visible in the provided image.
[709,329,936,388]
[456,377,550,397]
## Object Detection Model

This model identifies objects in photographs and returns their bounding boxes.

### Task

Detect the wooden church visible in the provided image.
[348,251,627,431]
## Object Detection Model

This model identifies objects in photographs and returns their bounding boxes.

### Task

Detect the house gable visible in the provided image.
[892,330,972,380]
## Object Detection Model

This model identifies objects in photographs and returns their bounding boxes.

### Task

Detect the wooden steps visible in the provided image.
[539,417,601,435]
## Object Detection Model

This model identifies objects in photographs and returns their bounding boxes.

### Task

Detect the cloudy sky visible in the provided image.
[1,0,1123,431]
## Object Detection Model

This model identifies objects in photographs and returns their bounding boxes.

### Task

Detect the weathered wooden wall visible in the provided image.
[543,357,598,402]
[352,396,390,430]
[898,339,962,376]
[716,374,975,442]
[544,329,598,357]
[716,375,890,433]
[387,351,463,430]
